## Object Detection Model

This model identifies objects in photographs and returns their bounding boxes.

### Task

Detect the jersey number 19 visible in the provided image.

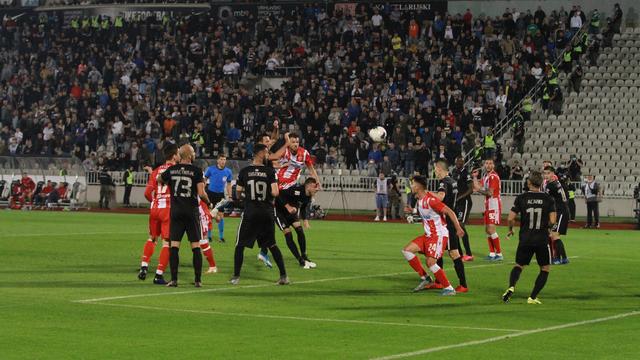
[247,179,267,201]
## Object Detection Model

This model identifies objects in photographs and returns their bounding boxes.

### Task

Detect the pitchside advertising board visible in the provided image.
[212,1,448,22]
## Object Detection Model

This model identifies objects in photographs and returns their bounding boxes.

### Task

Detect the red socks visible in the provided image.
[408,256,427,277]
[488,235,501,254]
[157,245,170,274]
[493,237,502,253]
[487,237,495,253]
[141,239,156,265]
[433,268,451,288]
[201,243,216,268]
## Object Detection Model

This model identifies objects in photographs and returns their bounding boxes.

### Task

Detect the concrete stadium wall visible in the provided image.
[87,186,636,218]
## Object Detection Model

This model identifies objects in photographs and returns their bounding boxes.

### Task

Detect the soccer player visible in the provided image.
[473,158,503,261]
[204,154,233,243]
[503,171,556,304]
[138,144,178,284]
[276,133,320,190]
[198,199,217,274]
[451,156,474,261]
[275,177,320,269]
[543,166,570,264]
[432,160,468,293]
[401,176,466,296]
[231,144,289,285]
[158,144,212,288]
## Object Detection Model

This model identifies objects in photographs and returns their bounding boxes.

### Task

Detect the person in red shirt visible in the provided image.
[137,144,179,284]
[11,173,36,209]
[473,158,503,261]
[35,180,54,207]
[401,176,465,296]
[276,133,320,190]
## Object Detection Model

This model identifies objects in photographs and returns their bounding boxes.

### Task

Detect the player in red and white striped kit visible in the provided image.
[402,176,466,296]
[198,199,218,274]
[276,134,320,190]
[473,158,503,261]
[138,144,178,284]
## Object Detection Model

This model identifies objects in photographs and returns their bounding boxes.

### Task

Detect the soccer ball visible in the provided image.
[406,215,414,224]
[368,126,387,143]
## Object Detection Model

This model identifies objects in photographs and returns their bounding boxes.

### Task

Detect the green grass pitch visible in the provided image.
[1,211,639,359]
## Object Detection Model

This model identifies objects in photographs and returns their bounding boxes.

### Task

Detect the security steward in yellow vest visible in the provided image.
[123,167,134,207]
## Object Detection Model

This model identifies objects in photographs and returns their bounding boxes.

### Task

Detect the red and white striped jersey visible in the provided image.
[277,146,314,190]
[144,162,174,210]
[417,192,449,238]
[198,200,213,237]
[483,171,501,199]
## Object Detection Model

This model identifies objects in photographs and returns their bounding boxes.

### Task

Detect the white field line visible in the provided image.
[73,262,506,303]
[88,302,521,332]
[370,311,640,360]
[4,231,143,238]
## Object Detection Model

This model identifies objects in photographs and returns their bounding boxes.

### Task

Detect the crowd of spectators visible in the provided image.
[0,3,600,176]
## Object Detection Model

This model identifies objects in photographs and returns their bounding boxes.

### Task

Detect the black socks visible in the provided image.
[234,246,245,277]
[531,270,549,299]
[453,257,467,287]
[170,246,180,282]
[192,247,202,283]
[269,245,287,277]
[509,266,523,288]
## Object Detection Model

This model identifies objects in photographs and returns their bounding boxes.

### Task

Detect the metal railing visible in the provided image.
[464,20,591,167]
[83,171,636,199]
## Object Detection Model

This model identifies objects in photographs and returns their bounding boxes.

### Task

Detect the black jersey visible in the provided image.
[276,184,312,219]
[545,180,570,214]
[451,166,472,201]
[511,191,556,246]
[437,175,458,209]
[160,163,204,212]
[237,164,277,211]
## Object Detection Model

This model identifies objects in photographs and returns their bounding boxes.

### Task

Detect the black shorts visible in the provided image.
[275,207,300,231]
[169,209,201,243]
[236,209,276,249]
[553,210,569,235]
[455,198,472,224]
[445,225,460,251]
[515,242,551,267]
[207,191,225,206]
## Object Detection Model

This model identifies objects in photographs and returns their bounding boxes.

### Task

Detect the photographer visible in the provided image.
[568,155,583,181]
[582,175,601,229]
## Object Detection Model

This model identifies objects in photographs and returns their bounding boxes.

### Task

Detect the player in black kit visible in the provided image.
[543,166,570,265]
[432,160,468,293]
[451,156,474,261]
[158,144,212,288]
[503,171,556,304]
[276,177,320,269]
[231,144,289,285]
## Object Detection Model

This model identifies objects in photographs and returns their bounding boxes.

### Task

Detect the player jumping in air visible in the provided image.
[275,177,320,269]
[543,166,570,264]
[473,158,503,261]
[276,133,320,190]
[401,176,465,296]
[231,144,289,285]
[198,199,217,274]
[204,154,233,243]
[503,171,556,304]
[158,144,212,288]
[138,144,178,284]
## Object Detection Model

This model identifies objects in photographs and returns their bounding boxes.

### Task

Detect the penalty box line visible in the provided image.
[73,262,507,303]
[85,301,522,333]
[370,310,640,360]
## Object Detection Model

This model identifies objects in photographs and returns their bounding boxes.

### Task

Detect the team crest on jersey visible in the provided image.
[294,190,300,196]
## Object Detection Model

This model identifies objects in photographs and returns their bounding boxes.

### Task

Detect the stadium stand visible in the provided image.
[504,26,639,198]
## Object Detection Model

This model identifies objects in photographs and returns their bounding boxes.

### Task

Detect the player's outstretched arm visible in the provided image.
[268,132,290,161]
[507,210,517,238]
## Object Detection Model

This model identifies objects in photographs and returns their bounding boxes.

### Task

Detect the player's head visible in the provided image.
[543,165,555,181]
[542,160,553,170]
[455,156,464,169]
[217,153,227,168]
[410,175,428,194]
[163,143,178,163]
[253,143,269,163]
[178,144,195,163]
[21,172,28,179]
[484,158,495,172]
[304,177,320,196]
[528,170,543,190]
[434,160,449,179]
[257,132,271,146]
[288,133,300,151]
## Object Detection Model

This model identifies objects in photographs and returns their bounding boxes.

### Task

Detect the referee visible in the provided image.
[204,154,233,243]
[158,144,212,288]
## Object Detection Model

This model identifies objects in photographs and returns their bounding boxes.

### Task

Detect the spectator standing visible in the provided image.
[98,167,115,209]
[582,175,600,228]
[374,172,388,222]
[568,155,583,181]
[123,166,134,207]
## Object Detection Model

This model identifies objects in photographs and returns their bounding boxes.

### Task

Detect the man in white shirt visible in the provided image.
[43,122,54,142]
[375,172,389,222]
[570,12,583,31]
[371,9,383,28]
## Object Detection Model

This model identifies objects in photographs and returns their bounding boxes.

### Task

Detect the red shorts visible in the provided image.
[412,234,448,259]
[484,198,501,225]
[149,208,170,239]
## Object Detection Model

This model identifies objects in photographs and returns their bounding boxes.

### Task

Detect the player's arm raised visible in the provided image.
[306,158,321,189]
[268,132,290,161]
